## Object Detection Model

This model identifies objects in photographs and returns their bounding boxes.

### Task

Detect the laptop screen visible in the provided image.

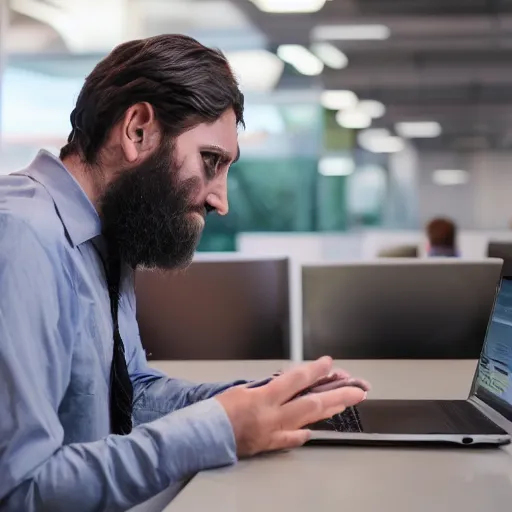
[473,276,512,420]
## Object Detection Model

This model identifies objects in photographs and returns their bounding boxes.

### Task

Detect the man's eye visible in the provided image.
[202,152,220,177]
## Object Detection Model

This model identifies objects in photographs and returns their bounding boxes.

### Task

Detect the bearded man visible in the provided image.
[0,34,367,511]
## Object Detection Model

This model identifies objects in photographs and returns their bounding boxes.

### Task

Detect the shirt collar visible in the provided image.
[21,150,102,247]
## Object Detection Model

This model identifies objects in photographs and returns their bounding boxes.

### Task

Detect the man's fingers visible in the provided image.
[263,356,333,404]
[308,372,345,388]
[280,385,367,429]
[268,429,312,452]
[329,369,351,381]
[309,377,371,394]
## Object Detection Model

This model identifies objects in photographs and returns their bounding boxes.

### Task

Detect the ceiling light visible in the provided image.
[368,136,404,153]
[250,0,326,13]
[277,44,324,76]
[395,121,442,138]
[336,108,371,130]
[311,24,390,41]
[432,169,469,186]
[310,43,348,69]
[358,100,386,119]
[321,90,358,110]
[357,129,404,153]
[318,156,355,176]
[226,50,284,92]
[357,128,390,148]
[12,0,126,53]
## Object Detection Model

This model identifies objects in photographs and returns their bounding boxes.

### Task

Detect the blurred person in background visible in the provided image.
[425,217,458,257]
[0,35,368,511]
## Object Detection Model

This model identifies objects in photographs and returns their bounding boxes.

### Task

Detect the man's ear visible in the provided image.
[120,102,161,163]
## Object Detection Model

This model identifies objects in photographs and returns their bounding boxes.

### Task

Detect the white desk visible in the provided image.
[146,360,512,512]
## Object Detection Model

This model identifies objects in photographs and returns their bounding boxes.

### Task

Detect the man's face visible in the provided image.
[99,109,239,270]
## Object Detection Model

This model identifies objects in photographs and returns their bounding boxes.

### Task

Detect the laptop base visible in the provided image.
[306,433,511,447]
[306,400,511,447]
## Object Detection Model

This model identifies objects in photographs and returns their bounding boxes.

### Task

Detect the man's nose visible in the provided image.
[206,184,229,216]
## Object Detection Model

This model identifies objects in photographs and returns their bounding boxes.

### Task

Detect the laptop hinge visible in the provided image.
[469,396,512,434]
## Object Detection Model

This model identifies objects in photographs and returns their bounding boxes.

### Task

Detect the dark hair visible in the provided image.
[60,34,245,164]
[426,217,457,248]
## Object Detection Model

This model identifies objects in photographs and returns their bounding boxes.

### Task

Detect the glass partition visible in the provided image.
[1,56,391,251]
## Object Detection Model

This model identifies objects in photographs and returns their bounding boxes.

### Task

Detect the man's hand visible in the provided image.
[215,356,366,458]
[305,370,371,395]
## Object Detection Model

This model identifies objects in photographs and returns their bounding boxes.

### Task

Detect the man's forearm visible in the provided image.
[2,399,236,512]
[132,368,249,426]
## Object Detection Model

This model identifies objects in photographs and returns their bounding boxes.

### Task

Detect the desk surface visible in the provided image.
[148,360,512,512]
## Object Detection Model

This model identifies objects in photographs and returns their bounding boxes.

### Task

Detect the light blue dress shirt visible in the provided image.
[0,151,249,511]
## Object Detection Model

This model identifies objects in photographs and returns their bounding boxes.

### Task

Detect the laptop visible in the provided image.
[307,274,512,446]
[302,259,502,359]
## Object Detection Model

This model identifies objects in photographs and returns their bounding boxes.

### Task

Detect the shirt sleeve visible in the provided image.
[120,269,253,425]
[0,216,237,512]
[130,361,251,426]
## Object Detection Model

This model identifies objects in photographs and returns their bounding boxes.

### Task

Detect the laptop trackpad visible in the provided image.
[356,400,465,434]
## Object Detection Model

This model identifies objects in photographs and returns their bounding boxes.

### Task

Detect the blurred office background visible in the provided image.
[2,0,512,255]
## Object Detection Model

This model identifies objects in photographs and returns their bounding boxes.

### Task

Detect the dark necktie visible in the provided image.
[103,247,134,435]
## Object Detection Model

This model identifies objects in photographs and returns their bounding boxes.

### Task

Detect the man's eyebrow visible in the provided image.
[200,144,240,164]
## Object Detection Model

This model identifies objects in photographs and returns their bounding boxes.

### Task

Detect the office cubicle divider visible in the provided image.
[135,254,504,362]
[135,255,291,360]
[300,259,503,360]
[237,230,512,261]
[488,241,512,276]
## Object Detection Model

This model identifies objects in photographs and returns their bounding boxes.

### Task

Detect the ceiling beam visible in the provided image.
[322,63,512,88]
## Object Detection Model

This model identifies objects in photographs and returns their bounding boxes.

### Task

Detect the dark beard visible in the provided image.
[99,142,205,270]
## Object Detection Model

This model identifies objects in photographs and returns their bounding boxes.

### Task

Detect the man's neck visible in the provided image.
[61,154,107,210]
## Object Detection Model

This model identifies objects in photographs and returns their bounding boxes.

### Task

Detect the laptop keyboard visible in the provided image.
[308,406,363,433]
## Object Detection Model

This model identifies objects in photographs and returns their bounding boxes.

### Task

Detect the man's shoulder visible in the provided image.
[0,173,72,255]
